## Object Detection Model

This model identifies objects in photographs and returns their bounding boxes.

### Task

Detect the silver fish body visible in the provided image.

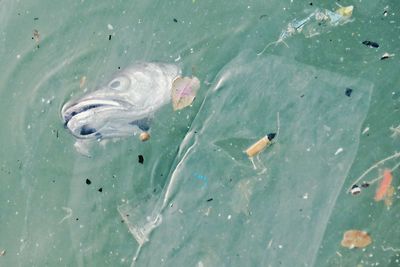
[61,62,180,140]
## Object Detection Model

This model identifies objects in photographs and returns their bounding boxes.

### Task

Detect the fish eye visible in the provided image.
[108,75,130,90]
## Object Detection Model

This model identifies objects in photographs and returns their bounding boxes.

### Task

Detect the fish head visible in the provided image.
[61,62,180,140]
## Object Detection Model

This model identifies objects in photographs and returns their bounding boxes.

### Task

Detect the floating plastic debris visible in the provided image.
[33,29,40,48]
[362,40,379,48]
[257,5,354,55]
[345,88,353,97]
[245,133,276,157]
[381,52,395,60]
[375,169,393,201]
[347,152,400,194]
[350,184,361,195]
[171,76,200,110]
[341,230,372,249]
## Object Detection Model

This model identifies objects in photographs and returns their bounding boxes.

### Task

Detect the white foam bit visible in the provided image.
[334,148,343,155]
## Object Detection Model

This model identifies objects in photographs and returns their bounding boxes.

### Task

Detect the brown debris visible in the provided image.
[341,230,372,249]
[384,185,395,208]
[33,29,40,48]
[79,76,87,89]
[139,132,150,142]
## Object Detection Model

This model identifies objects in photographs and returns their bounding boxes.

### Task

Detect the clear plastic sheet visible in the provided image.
[121,51,373,266]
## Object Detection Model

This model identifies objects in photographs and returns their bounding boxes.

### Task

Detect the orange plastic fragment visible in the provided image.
[375,169,393,201]
[341,230,372,249]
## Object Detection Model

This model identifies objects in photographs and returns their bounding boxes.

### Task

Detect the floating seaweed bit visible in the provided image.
[350,184,361,195]
[98,187,103,192]
[108,35,112,40]
[345,88,353,97]
[362,40,379,48]
[173,18,178,23]
[206,198,213,202]
[86,178,91,185]
[341,230,372,249]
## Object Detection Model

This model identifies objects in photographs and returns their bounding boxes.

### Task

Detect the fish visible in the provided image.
[375,169,393,201]
[61,62,180,152]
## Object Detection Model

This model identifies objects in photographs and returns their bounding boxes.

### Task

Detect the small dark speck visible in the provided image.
[108,35,112,40]
[98,187,103,192]
[206,198,213,202]
[52,180,55,183]
[299,209,303,212]
[314,76,318,79]
[329,39,332,42]
[361,182,370,188]
[173,18,178,23]
[138,155,144,164]
[259,14,267,20]
[309,2,313,6]
[345,88,353,97]
[34,17,39,21]
[18,13,21,16]
[300,94,305,98]
[76,218,79,221]
[160,174,163,176]
[117,66,121,69]
[121,220,125,223]
[86,178,91,185]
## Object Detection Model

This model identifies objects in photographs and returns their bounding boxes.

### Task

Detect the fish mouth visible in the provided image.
[61,98,133,139]
[62,99,124,125]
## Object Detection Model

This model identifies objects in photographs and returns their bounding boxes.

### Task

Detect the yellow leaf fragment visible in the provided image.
[336,5,354,17]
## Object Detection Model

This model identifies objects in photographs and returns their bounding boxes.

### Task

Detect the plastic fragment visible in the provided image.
[257,5,354,55]
[345,88,353,97]
[33,29,40,48]
[375,169,393,201]
[380,52,395,60]
[245,133,276,157]
[171,76,201,110]
[350,184,361,195]
[341,230,372,248]
[138,155,144,164]
[362,40,379,48]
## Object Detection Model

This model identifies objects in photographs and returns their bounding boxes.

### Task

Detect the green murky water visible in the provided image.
[1,1,400,266]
